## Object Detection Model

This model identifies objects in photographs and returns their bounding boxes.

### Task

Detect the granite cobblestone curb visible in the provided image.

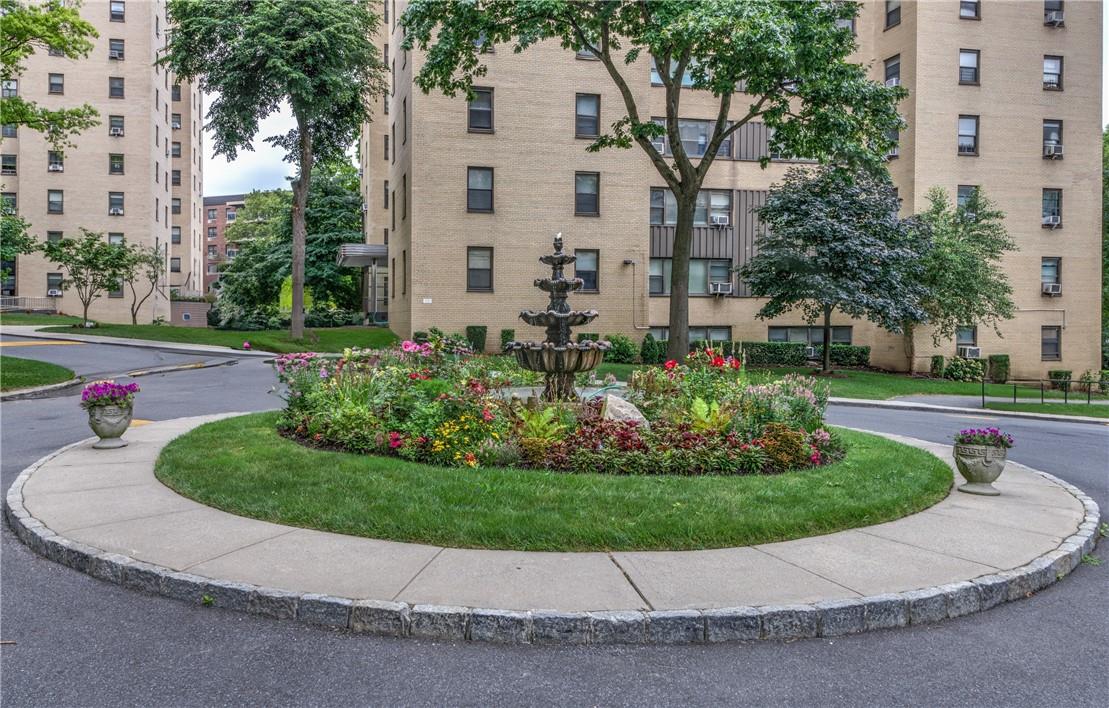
[3,435,1101,646]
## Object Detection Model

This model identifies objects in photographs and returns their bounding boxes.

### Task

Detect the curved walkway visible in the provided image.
[4,415,1100,645]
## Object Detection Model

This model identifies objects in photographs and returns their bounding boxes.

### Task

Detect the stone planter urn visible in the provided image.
[88,404,133,449]
[953,444,1008,496]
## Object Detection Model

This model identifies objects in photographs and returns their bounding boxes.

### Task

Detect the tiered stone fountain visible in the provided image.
[504,233,610,401]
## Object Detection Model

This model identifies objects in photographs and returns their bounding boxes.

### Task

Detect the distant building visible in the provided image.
[201,194,246,293]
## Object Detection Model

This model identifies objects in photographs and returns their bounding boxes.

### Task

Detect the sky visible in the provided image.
[202,9,1109,198]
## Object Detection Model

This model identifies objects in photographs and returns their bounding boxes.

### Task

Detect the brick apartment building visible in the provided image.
[201,194,245,292]
[354,0,1102,379]
[1,0,204,321]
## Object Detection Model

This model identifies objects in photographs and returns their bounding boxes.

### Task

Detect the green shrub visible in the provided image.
[577,332,599,343]
[1076,370,1098,393]
[737,341,806,367]
[944,357,985,382]
[1048,369,1072,390]
[640,333,663,365]
[987,354,1010,383]
[605,333,637,364]
[464,325,488,352]
[413,330,429,344]
[689,339,708,354]
[930,355,945,378]
[828,344,870,367]
[721,341,734,357]
[499,329,515,350]
[1101,370,1109,393]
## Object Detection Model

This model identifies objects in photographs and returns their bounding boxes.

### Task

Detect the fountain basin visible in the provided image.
[519,309,599,329]
[505,340,611,373]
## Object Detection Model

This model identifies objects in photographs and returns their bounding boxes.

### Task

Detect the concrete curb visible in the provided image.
[0,377,84,401]
[3,436,1100,645]
[829,397,1108,426]
[0,326,273,358]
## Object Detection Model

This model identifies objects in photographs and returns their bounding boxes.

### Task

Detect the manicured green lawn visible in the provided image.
[39,323,397,353]
[0,355,75,391]
[0,312,84,326]
[984,402,1109,419]
[156,412,953,552]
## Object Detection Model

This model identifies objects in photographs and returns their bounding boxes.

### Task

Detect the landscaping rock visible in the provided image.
[531,611,591,644]
[815,599,866,636]
[601,394,648,428]
[647,610,704,644]
[410,605,470,640]
[971,574,1009,610]
[704,607,760,642]
[469,609,531,644]
[351,599,410,637]
[940,581,980,618]
[863,594,908,630]
[760,605,819,640]
[1001,568,1033,602]
[902,588,947,625]
[248,588,298,619]
[297,594,353,628]
[588,611,647,644]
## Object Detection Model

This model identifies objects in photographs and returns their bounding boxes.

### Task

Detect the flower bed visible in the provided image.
[275,339,843,476]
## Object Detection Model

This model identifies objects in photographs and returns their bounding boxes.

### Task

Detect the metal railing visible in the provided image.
[0,296,58,312]
[980,377,1107,407]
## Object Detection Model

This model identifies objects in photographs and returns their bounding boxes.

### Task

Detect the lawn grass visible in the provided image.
[39,323,397,353]
[0,355,75,391]
[0,312,84,326]
[155,412,953,552]
[984,402,1109,419]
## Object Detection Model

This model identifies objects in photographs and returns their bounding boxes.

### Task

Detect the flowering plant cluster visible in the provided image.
[954,427,1014,449]
[80,380,139,410]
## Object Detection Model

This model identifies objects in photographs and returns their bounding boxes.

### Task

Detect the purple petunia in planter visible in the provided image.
[81,380,139,449]
[952,427,1014,496]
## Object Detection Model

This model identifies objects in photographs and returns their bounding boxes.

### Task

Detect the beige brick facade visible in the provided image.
[361,0,1102,379]
[2,0,203,322]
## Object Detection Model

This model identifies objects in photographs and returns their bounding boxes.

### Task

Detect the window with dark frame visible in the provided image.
[955,326,977,347]
[467,167,493,212]
[108,192,124,214]
[885,0,901,28]
[575,94,600,138]
[884,55,900,85]
[47,151,63,170]
[48,73,64,94]
[46,231,62,242]
[650,118,733,158]
[109,154,124,175]
[110,0,125,22]
[467,247,493,291]
[574,172,600,216]
[0,155,15,176]
[1043,120,1062,159]
[575,249,599,291]
[1043,56,1063,89]
[172,141,181,158]
[172,84,181,101]
[109,38,124,59]
[1042,189,1062,226]
[383,179,389,208]
[384,134,389,160]
[171,226,181,244]
[958,115,978,155]
[170,257,181,273]
[956,185,978,209]
[109,114,124,135]
[467,87,493,132]
[47,190,63,214]
[649,188,732,226]
[1041,326,1061,360]
[172,169,181,185]
[171,198,181,214]
[960,0,980,19]
[1041,257,1061,285]
[402,173,407,220]
[959,50,979,84]
[2,124,16,138]
[1044,0,1064,24]
[768,326,854,346]
[108,76,124,98]
[47,273,63,294]
[649,257,732,296]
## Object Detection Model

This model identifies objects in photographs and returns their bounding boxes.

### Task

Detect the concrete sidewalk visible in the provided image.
[0,325,273,358]
[829,396,1108,426]
[6,415,1099,644]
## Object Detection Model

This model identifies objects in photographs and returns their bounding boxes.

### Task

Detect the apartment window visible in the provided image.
[207,245,217,257]
[1044,0,1064,24]
[690,327,732,343]
[956,185,978,209]
[48,46,64,57]
[171,142,181,158]
[391,123,395,164]
[958,115,978,155]
[402,173,407,220]
[2,124,15,138]
[575,250,599,292]
[171,84,182,102]
[467,247,493,291]
[0,155,15,176]
[884,55,900,86]
[109,39,124,60]
[401,249,407,295]
[107,278,124,298]
[1041,326,1061,361]
[1043,56,1063,90]
[649,188,732,226]
[650,118,732,158]
[110,0,125,22]
[172,169,181,186]
[885,0,901,28]
[1041,257,1061,286]
[172,113,181,129]
[1,80,17,98]
[402,98,408,144]
[835,18,856,34]
[226,247,238,259]
[43,231,63,244]
[171,226,181,244]
[768,326,853,346]
[207,264,218,275]
[467,87,493,132]
[47,273,63,293]
[207,227,216,239]
[649,58,695,88]
[170,258,181,273]
[109,115,124,136]
[575,172,600,216]
[960,0,980,19]
[576,47,598,60]
[467,167,493,212]
[391,190,395,229]
[226,210,236,221]
[958,50,979,85]
[109,154,124,175]
[955,326,977,347]
[384,134,389,160]
[47,190,64,214]
[1042,189,1062,227]
[171,198,181,215]
[207,208,216,220]
[384,179,389,208]
[1043,120,1063,160]
[575,94,600,138]
[48,73,64,94]
[108,192,124,214]
[648,258,730,295]
[1,193,16,214]
[108,77,124,98]
[108,233,124,246]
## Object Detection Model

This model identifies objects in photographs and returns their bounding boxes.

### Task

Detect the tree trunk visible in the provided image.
[821,304,833,374]
[665,195,696,361]
[903,321,916,373]
[290,116,314,341]
[82,299,90,327]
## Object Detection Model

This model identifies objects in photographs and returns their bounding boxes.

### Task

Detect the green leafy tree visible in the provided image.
[163,0,386,339]
[909,187,1016,370]
[223,189,293,244]
[121,243,166,325]
[739,167,929,374]
[0,215,36,280]
[402,0,904,359]
[40,229,130,325]
[0,0,100,150]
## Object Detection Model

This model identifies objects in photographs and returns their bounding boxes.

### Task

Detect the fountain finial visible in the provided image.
[553,232,563,253]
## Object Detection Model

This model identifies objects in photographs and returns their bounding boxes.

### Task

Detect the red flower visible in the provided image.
[388,432,404,449]
[712,356,725,368]
[664,359,678,370]
[482,408,495,422]
[729,358,741,369]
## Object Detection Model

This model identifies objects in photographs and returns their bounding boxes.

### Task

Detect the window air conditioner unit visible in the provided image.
[885,77,900,87]
[109,127,124,136]
[46,289,63,297]
[171,121,181,129]
[361,203,368,212]
[47,164,63,172]
[887,146,900,158]
[109,207,124,215]
[1041,282,1062,296]
[1044,10,1064,25]
[709,214,730,227]
[109,50,123,60]
[958,143,976,155]
[709,281,733,296]
[1042,215,1062,228]
[804,346,818,359]
[1043,143,1063,159]
[957,346,982,359]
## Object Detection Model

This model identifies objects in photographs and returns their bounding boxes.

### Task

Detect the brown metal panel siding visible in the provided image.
[649,226,735,260]
[735,122,769,161]
[735,189,767,297]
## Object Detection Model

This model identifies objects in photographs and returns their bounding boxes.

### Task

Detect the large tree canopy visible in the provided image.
[164,0,385,338]
[403,0,905,357]
[739,166,930,373]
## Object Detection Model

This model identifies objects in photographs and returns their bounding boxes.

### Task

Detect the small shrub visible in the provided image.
[688,339,707,354]
[577,332,599,343]
[930,355,945,378]
[640,333,662,365]
[413,330,429,343]
[1101,370,1109,394]
[828,344,870,367]
[499,328,515,350]
[605,333,637,364]
[987,354,1010,383]
[1077,370,1098,393]
[721,341,734,357]
[1048,369,1072,391]
[464,325,488,352]
[737,341,806,367]
[944,357,985,382]
[755,423,812,472]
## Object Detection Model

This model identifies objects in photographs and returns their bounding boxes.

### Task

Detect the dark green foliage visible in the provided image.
[465,325,488,352]
[604,333,637,364]
[930,355,946,378]
[577,333,599,343]
[828,344,870,367]
[413,331,429,343]
[944,357,984,382]
[721,341,734,357]
[737,342,806,367]
[499,329,515,350]
[1048,370,1072,390]
[689,340,707,353]
[987,354,1010,384]
[640,333,663,365]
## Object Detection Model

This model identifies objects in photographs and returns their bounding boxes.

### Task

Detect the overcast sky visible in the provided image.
[202,8,1109,198]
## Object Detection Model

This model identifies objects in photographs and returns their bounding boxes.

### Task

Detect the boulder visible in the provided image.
[601,394,649,429]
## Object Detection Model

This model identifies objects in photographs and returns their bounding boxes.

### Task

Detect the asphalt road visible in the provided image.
[2,340,1106,707]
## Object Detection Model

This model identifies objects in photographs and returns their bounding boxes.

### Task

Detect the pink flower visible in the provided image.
[388,432,404,449]
[482,408,495,422]
[664,360,678,370]
[242,341,251,350]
